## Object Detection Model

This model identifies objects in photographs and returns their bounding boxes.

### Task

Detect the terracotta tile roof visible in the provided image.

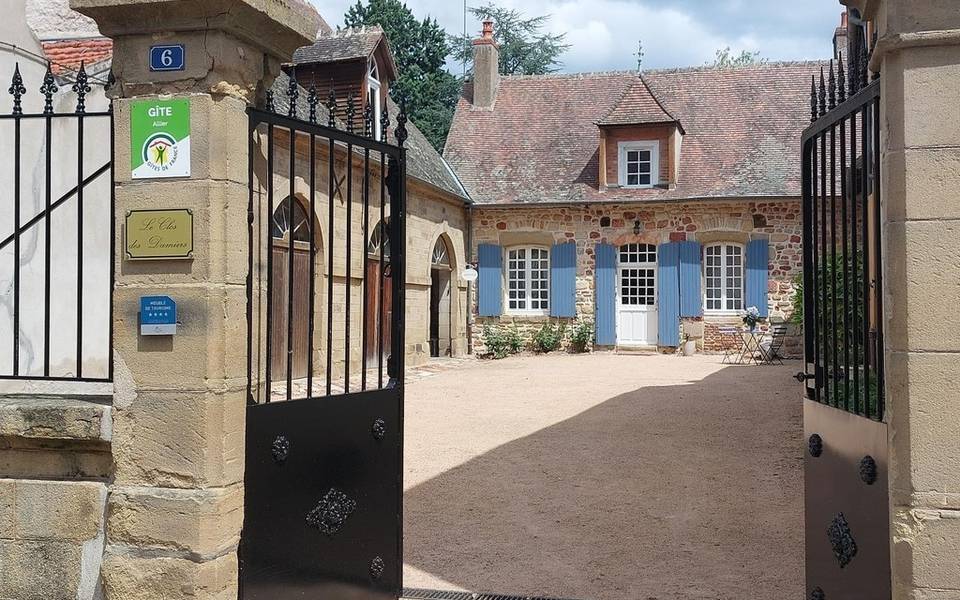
[596,75,679,128]
[41,39,113,75]
[444,62,826,205]
[271,72,469,202]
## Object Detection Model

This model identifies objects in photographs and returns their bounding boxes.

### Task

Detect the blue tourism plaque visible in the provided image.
[140,295,177,336]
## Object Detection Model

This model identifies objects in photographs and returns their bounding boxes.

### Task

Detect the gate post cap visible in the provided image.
[70,0,321,61]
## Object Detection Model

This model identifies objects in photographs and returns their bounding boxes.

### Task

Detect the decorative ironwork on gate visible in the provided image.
[241,69,407,600]
[800,29,891,600]
[799,57,884,421]
[245,70,408,403]
[1,62,115,382]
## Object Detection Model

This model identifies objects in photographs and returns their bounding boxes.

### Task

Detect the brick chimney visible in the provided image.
[833,11,849,61]
[472,19,500,108]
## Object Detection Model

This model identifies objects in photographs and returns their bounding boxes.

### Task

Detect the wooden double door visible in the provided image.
[270,244,311,381]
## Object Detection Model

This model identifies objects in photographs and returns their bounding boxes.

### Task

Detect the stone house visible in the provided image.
[445,22,822,353]
[0,1,473,385]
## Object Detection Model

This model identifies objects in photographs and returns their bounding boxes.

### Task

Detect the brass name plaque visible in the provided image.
[125,209,194,260]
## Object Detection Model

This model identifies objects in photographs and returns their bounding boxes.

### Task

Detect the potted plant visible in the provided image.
[742,306,761,332]
[682,333,697,357]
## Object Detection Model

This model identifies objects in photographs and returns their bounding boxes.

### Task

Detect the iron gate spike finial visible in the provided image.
[860,35,870,88]
[308,84,318,124]
[73,61,91,115]
[327,82,337,128]
[287,68,299,118]
[827,59,836,110]
[837,53,846,104]
[818,67,826,117]
[380,104,390,143]
[265,88,275,113]
[9,63,26,115]
[364,101,373,138]
[395,99,408,148]
[810,75,817,123]
[40,62,58,115]
[346,92,356,134]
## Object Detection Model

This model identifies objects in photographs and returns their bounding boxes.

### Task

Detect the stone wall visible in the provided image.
[261,130,469,383]
[471,199,803,355]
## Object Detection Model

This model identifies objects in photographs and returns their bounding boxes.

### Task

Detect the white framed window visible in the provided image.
[704,243,744,313]
[618,244,657,307]
[618,141,660,188]
[506,246,550,314]
[367,58,382,139]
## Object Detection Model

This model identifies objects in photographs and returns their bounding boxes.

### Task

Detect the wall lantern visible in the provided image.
[633,220,642,235]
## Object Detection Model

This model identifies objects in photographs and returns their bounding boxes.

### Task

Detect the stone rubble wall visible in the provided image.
[471,199,804,356]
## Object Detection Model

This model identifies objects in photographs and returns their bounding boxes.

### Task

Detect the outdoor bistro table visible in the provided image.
[737,328,765,365]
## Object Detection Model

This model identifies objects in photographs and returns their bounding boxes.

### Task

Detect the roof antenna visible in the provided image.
[636,40,644,74]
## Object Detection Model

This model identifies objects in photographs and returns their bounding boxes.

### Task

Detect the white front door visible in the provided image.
[616,244,658,346]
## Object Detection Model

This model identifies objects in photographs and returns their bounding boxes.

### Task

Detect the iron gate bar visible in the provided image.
[801,78,883,420]
[402,589,587,600]
[327,98,336,397]
[0,162,111,253]
[2,62,113,382]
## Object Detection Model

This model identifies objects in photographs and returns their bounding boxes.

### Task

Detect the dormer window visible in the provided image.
[368,58,382,139]
[618,141,659,188]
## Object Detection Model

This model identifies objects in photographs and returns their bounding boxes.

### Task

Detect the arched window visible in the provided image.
[367,58,382,139]
[704,243,744,313]
[271,198,312,243]
[431,238,450,268]
[368,220,390,258]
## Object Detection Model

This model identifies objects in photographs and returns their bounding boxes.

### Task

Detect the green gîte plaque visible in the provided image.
[131,98,191,179]
[125,209,194,260]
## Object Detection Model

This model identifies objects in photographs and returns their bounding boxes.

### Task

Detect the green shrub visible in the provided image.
[483,323,524,359]
[568,320,593,353]
[532,322,566,354]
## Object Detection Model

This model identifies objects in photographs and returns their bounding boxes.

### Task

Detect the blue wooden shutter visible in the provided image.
[478,243,502,317]
[746,238,770,318]
[550,242,577,318]
[594,243,617,345]
[658,242,681,347]
[679,241,703,317]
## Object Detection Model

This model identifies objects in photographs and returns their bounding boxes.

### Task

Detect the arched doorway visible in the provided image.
[270,197,314,381]
[365,220,392,365]
[429,237,453,358]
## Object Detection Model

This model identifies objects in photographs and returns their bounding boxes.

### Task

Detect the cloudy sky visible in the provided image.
[309,0,843,73]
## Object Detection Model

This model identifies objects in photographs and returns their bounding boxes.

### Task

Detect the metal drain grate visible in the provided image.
[402,588,587,600]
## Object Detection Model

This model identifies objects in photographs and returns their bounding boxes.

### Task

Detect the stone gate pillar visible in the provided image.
[860,0,960,597]
[68,1,318,598]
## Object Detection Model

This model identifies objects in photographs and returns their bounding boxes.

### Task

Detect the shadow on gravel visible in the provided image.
[403,364,804,600]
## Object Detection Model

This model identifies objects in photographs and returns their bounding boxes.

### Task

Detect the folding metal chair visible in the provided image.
[759,325,788,365]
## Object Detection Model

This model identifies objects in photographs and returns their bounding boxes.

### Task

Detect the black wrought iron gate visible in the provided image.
[799,57,888,599]
[241,77,407,600]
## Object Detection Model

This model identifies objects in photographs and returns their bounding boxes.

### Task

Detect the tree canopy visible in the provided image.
[344,0,461,151]
[710,47,766,69]
[450,4,570,76]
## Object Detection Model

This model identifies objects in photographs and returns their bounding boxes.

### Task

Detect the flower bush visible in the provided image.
[483,323,524,359]
[532,322,566,354]
[568,320,593,353]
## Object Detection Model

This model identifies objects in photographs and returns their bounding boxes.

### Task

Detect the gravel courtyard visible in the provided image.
[403,353,803,600]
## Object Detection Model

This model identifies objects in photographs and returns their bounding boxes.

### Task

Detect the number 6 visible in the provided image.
[161,49,174,67]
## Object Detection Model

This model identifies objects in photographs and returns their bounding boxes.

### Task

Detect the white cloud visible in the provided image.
[310,0,838,72]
